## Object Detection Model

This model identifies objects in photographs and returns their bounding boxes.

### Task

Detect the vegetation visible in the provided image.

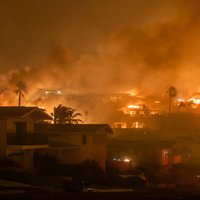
[51,104,83,124]
[0,157,22,168]
[34,154,60,175]
[73,160,105,186]
[14,80,27,107]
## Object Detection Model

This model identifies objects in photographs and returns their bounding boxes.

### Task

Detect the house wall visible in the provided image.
[56,144,107,170]
[22,149,34,169]
[50,133,82,145]
[0,119,7,159]
[49,132,108,170]
[6,117,34,133]
[24,116,35,133]
[5,115,47,170]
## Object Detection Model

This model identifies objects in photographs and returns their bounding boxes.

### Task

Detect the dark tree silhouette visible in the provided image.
[14,81,27,107]
[51,104,83,124]
[167,86,177,115]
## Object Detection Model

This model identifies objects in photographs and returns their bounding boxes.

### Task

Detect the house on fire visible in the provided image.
[107,128,193,171]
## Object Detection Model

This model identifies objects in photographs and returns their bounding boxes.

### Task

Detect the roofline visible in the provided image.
[35,123,113,134]
[21,107,52,120]
[22,107,38,118]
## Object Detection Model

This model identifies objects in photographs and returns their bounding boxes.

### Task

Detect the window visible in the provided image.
[82,134,87,145]
[93,134,106,145]
[15,122,27,135]
[15,122,27,144]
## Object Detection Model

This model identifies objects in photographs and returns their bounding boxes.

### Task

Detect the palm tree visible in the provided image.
[15,81,27,107]
[51,104,83,124]
[65,107,83,124]
[167,86,177,115]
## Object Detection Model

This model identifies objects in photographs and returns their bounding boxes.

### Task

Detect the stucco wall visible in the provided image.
[49,133,108,170]
[6,116,34,133]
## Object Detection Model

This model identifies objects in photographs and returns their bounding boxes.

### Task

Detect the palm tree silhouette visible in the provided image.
[167,86,177,115]
[51,104,83,124]
[15,81,27,107]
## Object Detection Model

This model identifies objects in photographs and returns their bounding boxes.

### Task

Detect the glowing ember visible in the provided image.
[113,157,131,162]
[124,158,131,162]
[57,90,62,95]
[45,90,62,95]
[177,98,185,102]
[39,106,45,109]
[127,89,137,96]
[189,97,200,105]
[127,104,141,109]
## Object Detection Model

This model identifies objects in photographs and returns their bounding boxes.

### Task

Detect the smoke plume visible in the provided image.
[1,0,200,119]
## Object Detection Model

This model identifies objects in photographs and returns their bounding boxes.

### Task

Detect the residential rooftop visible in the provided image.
[0,106,52,120]
[35,124,113,134]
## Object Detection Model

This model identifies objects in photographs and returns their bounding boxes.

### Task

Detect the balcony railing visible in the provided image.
[7,132,48,145]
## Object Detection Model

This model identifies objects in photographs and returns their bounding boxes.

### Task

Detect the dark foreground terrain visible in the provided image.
[1,188,200,200]
[1,167,200,199]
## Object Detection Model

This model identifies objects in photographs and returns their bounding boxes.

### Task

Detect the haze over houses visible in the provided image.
[0,102,200,187]
[2,1,200,196]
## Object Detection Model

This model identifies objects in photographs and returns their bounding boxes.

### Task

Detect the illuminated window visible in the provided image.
[163,149,168,156]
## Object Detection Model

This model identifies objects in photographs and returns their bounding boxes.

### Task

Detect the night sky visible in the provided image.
[0,0,200,110]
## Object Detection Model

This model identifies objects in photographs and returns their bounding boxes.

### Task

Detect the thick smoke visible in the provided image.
[1,0,200,119]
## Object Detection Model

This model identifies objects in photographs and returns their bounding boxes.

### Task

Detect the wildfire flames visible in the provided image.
[1,1,200,123]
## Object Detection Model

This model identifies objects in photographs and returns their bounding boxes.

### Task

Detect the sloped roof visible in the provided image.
[35,124,113,134]
[0,106,52,120]
[49,141,80,149]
